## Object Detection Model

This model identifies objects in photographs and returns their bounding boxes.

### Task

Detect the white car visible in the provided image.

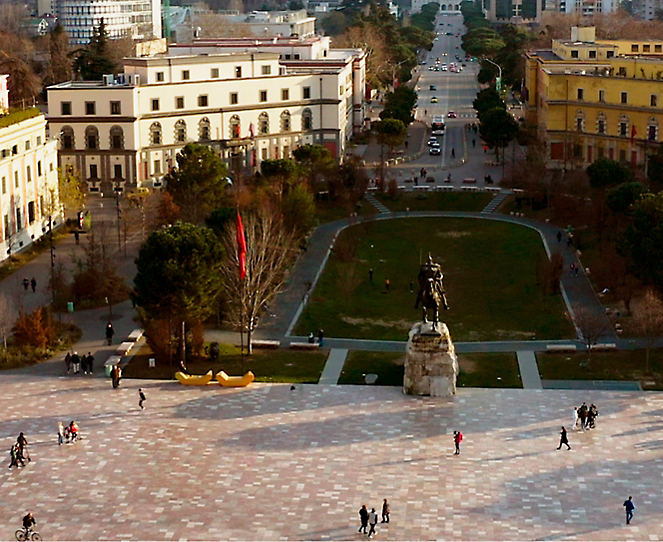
[429,147,441,155]
[427,137,438,146]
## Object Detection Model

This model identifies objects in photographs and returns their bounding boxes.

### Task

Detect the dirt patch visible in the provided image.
[435,231,471,239]
[457,355,477,373]
[341,316,412,329]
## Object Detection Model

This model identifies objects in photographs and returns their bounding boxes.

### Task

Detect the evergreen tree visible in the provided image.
[72,18,116,81]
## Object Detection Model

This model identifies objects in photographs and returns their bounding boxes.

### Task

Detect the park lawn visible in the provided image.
[537,349,663,389]
[123,344,328,384]
[376,191,493,213]
[338,351,521,388]
[315,199,377,225]
[295,217,574,342]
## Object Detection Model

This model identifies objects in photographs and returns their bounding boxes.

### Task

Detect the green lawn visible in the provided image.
[295,217,574,341]
[123,344,328,384]
[537,349,663,389]
[376,191,493,213]
[315,199,377,225]
[337,351,521,388]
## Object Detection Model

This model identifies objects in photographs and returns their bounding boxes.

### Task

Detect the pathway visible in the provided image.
[516,351,543,390]
[318,348,348,385]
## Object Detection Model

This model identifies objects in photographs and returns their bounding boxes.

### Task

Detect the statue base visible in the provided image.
[403,321,458,396]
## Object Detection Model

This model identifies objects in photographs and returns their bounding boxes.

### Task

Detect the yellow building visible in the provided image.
[525,27,663,169]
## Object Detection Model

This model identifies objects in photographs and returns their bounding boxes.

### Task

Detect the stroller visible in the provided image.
[64,421,80,443]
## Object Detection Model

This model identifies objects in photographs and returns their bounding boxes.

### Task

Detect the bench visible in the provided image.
[546,344,577,353]
[251,339,281,349]
[590,343,617,352]
[128,328,144,342]
[116,341,135,356]
[290,342,320,350]
[463,178,477,184]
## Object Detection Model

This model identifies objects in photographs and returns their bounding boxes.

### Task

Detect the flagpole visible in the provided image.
[240,274,244,374]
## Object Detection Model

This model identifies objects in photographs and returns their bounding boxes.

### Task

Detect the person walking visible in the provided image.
[57,422,65,446]
[64,352,72,374]
[17,432,29,462]
[22,278,29,291]
[71,352,80,374]
[451,148,455,159]
[138,388,146,410]
[381,499,390,523]
[30,277,36,293]
[472,138,476,148]
[557,426,571,450]
[573,407,579,429]
[557,231,563,243]
[81,353,88,375]
[385,278,390,291]
[358,504,369,534]
[86,352,94,374]
[369,268,374,282]
[74,231,80,245]
[318,329,324,347]
[623,496,635,524]
[105,321,115,345]
[453,430,463,455]
[367,508,378,538]
[579,402,588,430]
[9,444,21,468]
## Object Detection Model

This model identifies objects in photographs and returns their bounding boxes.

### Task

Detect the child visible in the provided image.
[57,422,65,445]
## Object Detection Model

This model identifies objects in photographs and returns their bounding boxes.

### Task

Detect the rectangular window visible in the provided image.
[85,101,96,115]
[631,44,639,52]
[620,122,628,136]
[28,201,35,224]
[25,140,30,151]
[176,97,184,109]
[621,92,628,104]
[574,144,582,158]
[154,160,161,174]
[114,164,123,179]
[656,44,662,52]
[14,171,18,188]
[607,51,614,58]
[111,134,122,149]
[644,44,651,52]
[3,214,8,239]
[110,101,121,114]
[156,71,164,82]
[15,209,21,231]
[63,134,73,149]
[211,68,219,78]
[198,95,208,107]
[37,161,42,176]
[262,65,271,75]
[577,88,584,100]
[619,66,627,76]
[151,98,159,111]
[61,102,72,115]
[576,118,583,131]
[598,90,605,102]
[260,90,267,102]
[571,50,579,58]
[235,66,242,78]
[26,165,31,182]
[619,149,627,162]
[230,93,238,105]
[182,70,190,80]
[36,136,41,146]
[652,95,658,107]
[589,50,597,58]
[89,164,98,179]
[282,88,289,100]
[1,176,5,194]
[303,86,311,99]
[294,53,301,60]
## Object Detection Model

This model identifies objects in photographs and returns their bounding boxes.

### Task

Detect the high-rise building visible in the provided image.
[632,0,663,20]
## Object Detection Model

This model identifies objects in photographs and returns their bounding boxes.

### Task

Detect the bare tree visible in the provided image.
[573,304,612,367]
[0,291,18,362]
[221,207,298,354]
[633,290,663,375]
[336,262,362,308]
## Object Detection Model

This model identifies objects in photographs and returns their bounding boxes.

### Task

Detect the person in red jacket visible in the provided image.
[453,430,463,455]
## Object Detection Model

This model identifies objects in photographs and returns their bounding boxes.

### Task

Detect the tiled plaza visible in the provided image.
[2,371,663,541]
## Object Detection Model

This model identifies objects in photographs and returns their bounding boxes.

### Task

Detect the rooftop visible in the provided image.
[0,107,41,130]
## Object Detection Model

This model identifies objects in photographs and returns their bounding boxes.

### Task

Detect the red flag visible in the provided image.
[631,125,638,144]
[236,212,246,280]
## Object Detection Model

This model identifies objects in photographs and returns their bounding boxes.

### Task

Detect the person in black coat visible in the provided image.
[358,505,369,534]
[557,426,571,450]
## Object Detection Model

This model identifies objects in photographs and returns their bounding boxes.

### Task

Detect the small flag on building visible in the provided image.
[236,211,247,280]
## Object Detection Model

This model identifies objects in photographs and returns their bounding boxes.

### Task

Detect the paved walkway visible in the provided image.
[318,348,348,385]
[517,351,543,390]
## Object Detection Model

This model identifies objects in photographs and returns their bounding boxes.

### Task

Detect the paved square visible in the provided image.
[2,372,663,540]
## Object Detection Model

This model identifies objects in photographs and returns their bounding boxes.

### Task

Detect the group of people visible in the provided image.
[8,432,30,469]
[64,351,95,375]
[21,277,37,293]
[111,365,123,388]
[57,421,80,445]
[358,500,390,538]
[573,402,599,430]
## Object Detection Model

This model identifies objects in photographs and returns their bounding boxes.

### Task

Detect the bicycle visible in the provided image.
[15,527,41,541]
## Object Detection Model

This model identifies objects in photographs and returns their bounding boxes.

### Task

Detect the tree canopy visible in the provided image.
[479,107,518,150]
[380,86,417,126]
[586,157,634,190]
[72,18,116,80]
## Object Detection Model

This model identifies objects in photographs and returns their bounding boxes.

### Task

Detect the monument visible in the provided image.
[404,255,458,396]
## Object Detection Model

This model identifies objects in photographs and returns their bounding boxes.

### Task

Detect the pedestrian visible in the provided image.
[138,388,146,410]
[453,430,463,454]
[71,351,80,374]
[30,277,36,293]
[570,262,576,276]
[308,332,315,344]
[81,353,88,375]
[111,365,120,388]
[68,420,79,442]
[414,176,418,186]
[447,173,452,182]
[65,352,72,374]
[105,321,114,345]
[74,231,80,245]
[17,432,30,462]
[9,444,23,468]
[22,278,29,291]
[589,403,599,428]
[573,406,579,429]
[420,167,425,178]
[623,496,635,524]
[369,268,374,282]
[86,352,94,374]
[381,498,390,523]
[557,426,571,450]
[579,402,588,430]
[557,231,562,243]
[358,505,369,534]
[385,278,390,291]
[318,329,324,347]
[424,109,427,115]
[451,148,455,159]
[404,140,409,149]
[472,138,476,147]
[57,422,65,446]
[410,279,414,293]
[575,266,579,276]
[368,508,378,538]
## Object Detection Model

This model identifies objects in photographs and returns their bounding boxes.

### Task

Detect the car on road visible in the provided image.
[447,111,457,118]
[429,85,436,90]
[429,146,441,155]
[428,66,435,71]
[431,96,438,103]
[441,66,447,71]
[427,137,438,146]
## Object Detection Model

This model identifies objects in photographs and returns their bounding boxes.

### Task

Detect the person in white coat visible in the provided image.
[367,508,378,538]
[573,407,579,429]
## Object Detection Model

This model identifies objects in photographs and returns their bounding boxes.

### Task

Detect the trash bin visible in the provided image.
[67,302,74,313]
[105,364,113,377]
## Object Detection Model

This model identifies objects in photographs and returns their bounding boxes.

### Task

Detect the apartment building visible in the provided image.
[632,0,663,20]
[483,0,543,22]
[0,109,60,263]
[543,0,617,15]
[525,27,663,168]
[46,46,366,192]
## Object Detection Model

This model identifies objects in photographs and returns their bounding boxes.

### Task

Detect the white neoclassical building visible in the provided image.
[0,109,60,262]
[46,42,366,193]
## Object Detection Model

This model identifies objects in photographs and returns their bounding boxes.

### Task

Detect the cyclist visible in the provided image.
[22,512,36,533]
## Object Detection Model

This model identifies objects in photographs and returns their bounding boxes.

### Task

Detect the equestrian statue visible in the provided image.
[414,254,449,326]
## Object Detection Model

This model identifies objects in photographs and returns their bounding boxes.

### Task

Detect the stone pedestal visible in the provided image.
[403,322,458,396]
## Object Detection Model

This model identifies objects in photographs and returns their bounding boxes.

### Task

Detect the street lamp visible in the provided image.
[391,59,409,91]
[482,57,502,93]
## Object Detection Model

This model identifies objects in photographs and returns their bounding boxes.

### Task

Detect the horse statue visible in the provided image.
[414,254,449,327]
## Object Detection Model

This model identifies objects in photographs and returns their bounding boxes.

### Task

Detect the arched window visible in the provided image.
[230,115,240,139]
[150,122,162,145]
[109,125,124,149]
[648,117,658,141]
[575,110,585,132]
[619,114,629,137]
[280,110,291,132]
[596,112,607,135]
[61,125,75,149]
[175,120,187,143]
[302,108,313,131]
[85,126,99,150]
[258,112,269,135]
[198,117,211,141]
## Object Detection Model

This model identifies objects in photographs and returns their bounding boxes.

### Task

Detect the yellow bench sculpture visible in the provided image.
[175,370,213,385]
[216,370,255,388]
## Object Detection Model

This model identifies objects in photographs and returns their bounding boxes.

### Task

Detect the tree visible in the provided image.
[260,158,298,197]
[220,207,298,354]
[606,181,642,215]
[373,118,407,183]
[0,292,17,362]
[573,304,612,367]
[0,52,40,105]
[586,157,634,190]
[633,290,663,374]
[321,11,348,36]
[164,143,229,224]
[47,24,72,85]
[380,86,417,126]
[479,107,518,159]
[281,183,315,238]
[292,144,333,188]
[72,18,116,80]
[473,88,505,119]
[154,191,181,229]
[58,166,86,219]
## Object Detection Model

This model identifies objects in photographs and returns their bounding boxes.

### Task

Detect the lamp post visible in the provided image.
[391,59,409,92]
[483,57,502,94]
